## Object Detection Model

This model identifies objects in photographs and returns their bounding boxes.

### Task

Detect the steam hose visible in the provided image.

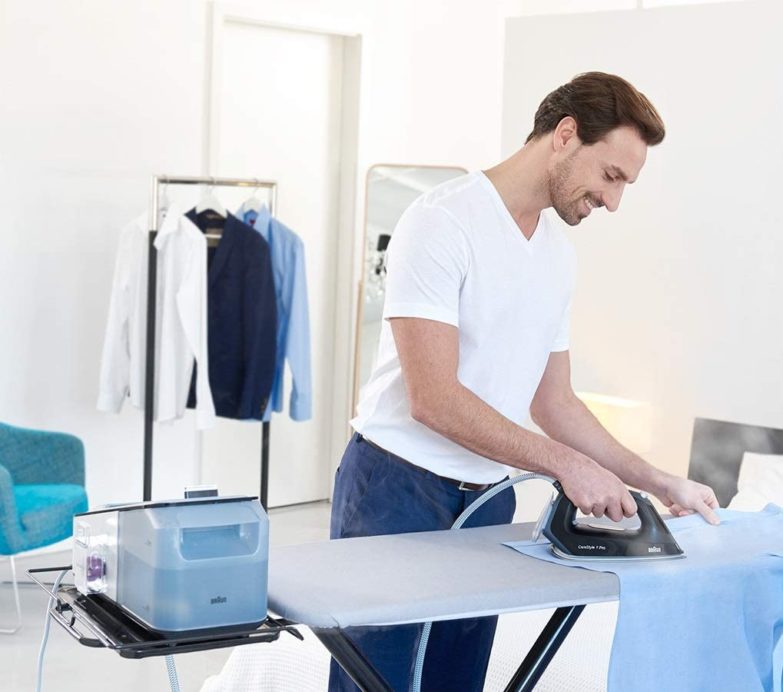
[410,472,555,692]
[165,654,181,692]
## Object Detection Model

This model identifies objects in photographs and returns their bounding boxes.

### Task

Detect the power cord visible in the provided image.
[34,570,181,692]
[35,569,69,692]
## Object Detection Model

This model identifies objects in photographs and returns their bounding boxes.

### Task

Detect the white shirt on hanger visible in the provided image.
[97,204,215,428]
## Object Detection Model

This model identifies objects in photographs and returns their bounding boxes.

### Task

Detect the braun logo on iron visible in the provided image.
[210,596,227,605]
[648,546,662,553]
[577,544,606,551]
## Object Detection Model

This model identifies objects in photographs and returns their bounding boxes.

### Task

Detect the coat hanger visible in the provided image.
[159,182,173,218]
[195,178,227,217]
[242,180,267,214]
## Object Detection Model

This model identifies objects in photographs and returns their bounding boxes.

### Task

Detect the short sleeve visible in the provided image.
[382,204,469,327]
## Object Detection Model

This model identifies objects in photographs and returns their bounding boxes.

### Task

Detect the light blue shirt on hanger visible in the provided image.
[237,203,312,422]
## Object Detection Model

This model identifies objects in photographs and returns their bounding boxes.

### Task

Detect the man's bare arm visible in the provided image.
[530,350,719,524]
[391,316,637,520]
[530,351,664,490]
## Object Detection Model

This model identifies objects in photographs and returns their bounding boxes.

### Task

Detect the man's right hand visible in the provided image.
[558,453,637,522]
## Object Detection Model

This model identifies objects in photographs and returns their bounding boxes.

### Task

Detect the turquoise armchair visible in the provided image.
[0,422,88,632]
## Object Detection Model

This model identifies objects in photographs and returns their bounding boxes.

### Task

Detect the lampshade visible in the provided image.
[576,392,653,455]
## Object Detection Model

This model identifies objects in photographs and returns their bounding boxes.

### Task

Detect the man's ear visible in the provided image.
[552,116,579,152]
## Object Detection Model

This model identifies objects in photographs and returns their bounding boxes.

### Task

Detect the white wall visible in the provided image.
[8,0,762,510]
[0,0,208,506]
[502,0,783,478]
[0,0,509,507]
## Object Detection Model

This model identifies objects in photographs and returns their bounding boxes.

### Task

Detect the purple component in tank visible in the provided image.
[86,553,105,582]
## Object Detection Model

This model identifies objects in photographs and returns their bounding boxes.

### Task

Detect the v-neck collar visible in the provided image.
[186,208,239,287]
[478,171,546,251]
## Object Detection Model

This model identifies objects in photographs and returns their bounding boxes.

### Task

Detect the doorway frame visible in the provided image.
[205,1,363,500]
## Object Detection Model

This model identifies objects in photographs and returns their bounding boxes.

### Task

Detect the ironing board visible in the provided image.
[268,522,619,691]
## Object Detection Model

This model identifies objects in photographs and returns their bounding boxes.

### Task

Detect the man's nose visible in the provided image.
[604,185,625,213]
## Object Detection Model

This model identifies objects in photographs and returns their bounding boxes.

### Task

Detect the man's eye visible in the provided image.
[604,172,616,182]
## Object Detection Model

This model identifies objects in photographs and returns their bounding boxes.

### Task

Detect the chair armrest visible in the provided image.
[0,424,85,486]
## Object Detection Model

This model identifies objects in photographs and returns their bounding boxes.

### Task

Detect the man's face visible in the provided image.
[549,125,648,226]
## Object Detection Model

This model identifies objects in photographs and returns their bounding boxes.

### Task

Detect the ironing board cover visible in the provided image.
[267,523,618,629]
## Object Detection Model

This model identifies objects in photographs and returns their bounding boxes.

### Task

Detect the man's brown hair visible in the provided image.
[526,72,665,146]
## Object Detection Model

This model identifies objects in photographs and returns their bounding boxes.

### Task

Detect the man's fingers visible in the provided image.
[578,503,593,516]
[671,499,720,524]
[603,499,622,523]
[697,500,720,525]
[621,493,638,518]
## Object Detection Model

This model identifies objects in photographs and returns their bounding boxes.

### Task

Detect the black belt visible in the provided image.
[357,434,496,492]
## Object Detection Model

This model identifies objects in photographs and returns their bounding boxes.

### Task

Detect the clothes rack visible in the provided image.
[144,174,278,507]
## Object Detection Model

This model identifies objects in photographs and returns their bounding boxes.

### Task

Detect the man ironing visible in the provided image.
[330,72,720,692]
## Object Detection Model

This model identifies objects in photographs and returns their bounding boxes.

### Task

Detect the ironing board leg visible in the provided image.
[503,605,586,692]
[312,628,393,692]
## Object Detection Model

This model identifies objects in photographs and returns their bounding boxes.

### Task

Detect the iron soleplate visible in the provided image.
[550,545,686,562]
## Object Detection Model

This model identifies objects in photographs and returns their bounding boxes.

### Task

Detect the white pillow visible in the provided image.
[727,452,783,511]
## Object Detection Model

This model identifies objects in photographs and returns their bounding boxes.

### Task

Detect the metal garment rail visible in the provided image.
[144,175,278,507]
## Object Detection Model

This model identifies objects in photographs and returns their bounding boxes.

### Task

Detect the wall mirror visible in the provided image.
[352,164,467,414]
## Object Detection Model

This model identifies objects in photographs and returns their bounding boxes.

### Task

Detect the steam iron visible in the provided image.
[532,484,684,561]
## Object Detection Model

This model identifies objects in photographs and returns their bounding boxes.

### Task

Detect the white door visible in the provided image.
[201,22,346,507]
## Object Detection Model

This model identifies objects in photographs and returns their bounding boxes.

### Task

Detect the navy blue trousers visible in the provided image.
[328,433,515,692]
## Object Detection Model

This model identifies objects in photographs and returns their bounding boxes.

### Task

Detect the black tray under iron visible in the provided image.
[28,566,301,659]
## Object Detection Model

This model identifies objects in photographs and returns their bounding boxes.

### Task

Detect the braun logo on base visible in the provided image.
[648,546,662,553]
[210,596,227,605]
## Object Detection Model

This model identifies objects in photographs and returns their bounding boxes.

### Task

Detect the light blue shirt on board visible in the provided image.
[507,505,783,692]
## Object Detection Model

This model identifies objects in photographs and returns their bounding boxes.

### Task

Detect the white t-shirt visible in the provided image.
[352,171,576,484]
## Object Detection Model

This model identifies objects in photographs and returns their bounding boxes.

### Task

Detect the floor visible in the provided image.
[0,501,332,692]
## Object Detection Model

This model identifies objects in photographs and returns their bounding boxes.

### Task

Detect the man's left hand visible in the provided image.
[657,476,720,525]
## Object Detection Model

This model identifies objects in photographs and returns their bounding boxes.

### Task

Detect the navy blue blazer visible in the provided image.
[186,210,277,420]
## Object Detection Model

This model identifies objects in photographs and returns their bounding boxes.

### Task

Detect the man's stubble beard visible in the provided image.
[549,149,582,227]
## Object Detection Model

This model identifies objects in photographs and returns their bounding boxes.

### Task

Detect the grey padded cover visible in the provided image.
[268,523,618,629]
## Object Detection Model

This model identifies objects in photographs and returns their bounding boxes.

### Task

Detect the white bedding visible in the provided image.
[728,452,783,511]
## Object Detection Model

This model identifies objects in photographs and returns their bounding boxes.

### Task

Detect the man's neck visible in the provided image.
[483,143,551,239]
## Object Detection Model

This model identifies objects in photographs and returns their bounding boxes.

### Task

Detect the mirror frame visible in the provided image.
[351,163,469,417]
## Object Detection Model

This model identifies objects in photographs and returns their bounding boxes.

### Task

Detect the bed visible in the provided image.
[687,417,783,508]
